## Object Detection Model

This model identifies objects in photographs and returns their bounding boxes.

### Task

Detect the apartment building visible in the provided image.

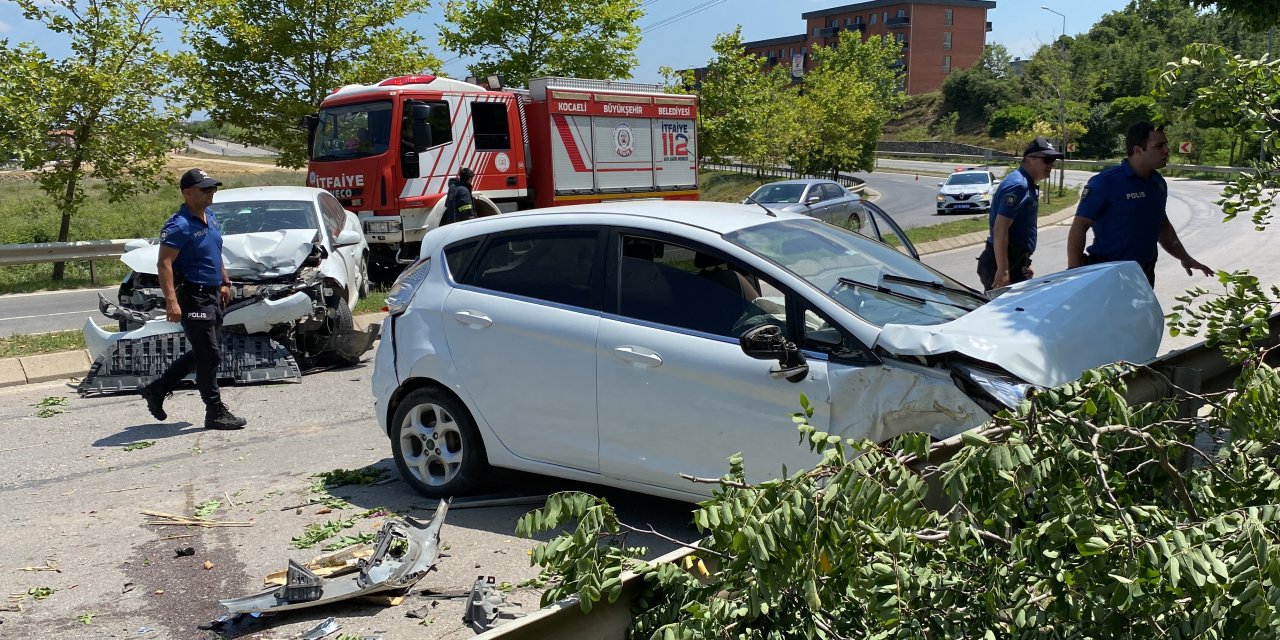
[741,0,996,94]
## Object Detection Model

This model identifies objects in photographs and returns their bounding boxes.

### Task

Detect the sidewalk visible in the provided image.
[0,312,386,389]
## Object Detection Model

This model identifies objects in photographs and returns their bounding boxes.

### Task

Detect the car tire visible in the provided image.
[936,208,946,216]
[358,254,370,300]
[320,299,363,367]
[390,387,489,498]
[846,212,864,234]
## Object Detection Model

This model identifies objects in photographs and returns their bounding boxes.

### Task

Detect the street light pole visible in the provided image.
[1041,5,1067,195]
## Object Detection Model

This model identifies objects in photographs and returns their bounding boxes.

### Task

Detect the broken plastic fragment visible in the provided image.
[300,616,340,639]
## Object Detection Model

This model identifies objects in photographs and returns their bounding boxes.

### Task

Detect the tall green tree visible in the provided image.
[439,0,642,88]
[184,0,440,168]
[675,28,792,166]
[0,0,188,280]
[789,30,902,175]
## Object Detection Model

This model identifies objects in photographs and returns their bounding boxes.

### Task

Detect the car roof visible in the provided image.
[451,200,814,236]
[214,186,326,204]
[757,179,836,187]
[948,170,993,177]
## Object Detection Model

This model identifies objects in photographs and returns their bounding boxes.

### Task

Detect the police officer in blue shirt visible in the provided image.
[977,136,1061,290]
[1068,122,1211,286]
[138,168,247,430]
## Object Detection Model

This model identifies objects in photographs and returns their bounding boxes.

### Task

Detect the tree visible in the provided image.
[788,30,903,176]
[941,45,1016,130]
[184,0,440,168]
[1188,0,1280,32]
[674,28,792,166]
[439,0,642,89]
[0,0,188,281]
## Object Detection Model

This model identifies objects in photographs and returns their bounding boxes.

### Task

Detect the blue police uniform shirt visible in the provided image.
[986,167,1038,253]
[1076,159,1168,265]
[159,204,224,286]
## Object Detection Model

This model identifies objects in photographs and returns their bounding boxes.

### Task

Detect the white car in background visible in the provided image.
[936,169,998,215]
[372,201,1162,502]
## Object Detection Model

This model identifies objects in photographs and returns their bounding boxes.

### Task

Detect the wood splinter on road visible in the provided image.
[141,511,253,528]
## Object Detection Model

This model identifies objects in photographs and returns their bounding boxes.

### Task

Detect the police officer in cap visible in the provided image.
[138,168,247,430]
[976,136,1062,290]
[441,167,474,226]
[1068,121,1212,286]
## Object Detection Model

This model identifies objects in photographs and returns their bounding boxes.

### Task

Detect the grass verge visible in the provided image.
[0,330,87,359]
[354,289,388,315]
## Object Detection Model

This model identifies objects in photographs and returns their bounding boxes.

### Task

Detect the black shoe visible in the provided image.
[140,384,169,421]
[205,402,247,430]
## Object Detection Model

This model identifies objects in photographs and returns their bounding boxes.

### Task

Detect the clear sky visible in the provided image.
[0,0,1134,84]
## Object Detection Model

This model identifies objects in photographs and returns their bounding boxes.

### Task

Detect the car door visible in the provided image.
[442,227,605,472]
[862,201,920,260]
[595,230,836,493]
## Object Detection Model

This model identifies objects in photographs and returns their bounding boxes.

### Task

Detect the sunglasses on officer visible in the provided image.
[1030,154,1057,165]
[199,186,218,194]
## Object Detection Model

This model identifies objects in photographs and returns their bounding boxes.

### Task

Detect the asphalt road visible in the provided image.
[0,361,697,639]
[0,286,118,337]
[185,137,278,158]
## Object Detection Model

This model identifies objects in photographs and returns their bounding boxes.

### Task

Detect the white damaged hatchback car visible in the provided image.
[373,201,1162,501]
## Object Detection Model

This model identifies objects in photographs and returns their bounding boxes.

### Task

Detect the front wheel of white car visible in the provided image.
[390,388,489,498]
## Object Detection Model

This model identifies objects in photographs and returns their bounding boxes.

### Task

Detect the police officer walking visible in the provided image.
[139,168,247,430]
[441,167,475,226]
[977,136,1062,290]
[1067,122,1212,286]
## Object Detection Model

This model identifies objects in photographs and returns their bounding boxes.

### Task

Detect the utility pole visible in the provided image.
[1042,5,1067,195]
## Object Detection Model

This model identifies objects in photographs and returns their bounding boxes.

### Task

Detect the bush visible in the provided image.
[988,104,1039,139]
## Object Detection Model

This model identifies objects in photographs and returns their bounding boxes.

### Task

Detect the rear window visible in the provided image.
[468,230,598,309]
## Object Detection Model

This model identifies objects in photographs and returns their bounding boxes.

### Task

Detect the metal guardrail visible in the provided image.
[0,238,142,267]
[875,151,1255,176]
[703,161,866,193]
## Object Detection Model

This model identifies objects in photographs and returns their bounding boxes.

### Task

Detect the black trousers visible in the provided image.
[154,285,223,406]
[1085,253,1157,287]
[976,243,1033,291]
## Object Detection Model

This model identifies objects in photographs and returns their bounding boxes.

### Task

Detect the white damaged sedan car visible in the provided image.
[89,186,372,369]
[373,201,1162,501]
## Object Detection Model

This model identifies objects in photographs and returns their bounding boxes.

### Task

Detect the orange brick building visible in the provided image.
[741,0,996,94]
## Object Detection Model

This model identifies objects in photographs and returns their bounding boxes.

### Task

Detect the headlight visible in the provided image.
[979,193,991,201]
[385,258,431,316]
[953,364,1035,410]
[936,195,946,202]
[365,219,402,234]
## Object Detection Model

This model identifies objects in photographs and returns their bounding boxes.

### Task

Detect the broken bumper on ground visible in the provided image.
[217,500,449,615]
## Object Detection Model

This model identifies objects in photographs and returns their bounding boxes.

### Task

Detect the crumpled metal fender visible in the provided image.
[217,500,449,615]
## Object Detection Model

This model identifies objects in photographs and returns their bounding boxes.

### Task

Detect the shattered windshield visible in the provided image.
[210,201,318,235]
[725,218,981,327]
[311,100,393,161]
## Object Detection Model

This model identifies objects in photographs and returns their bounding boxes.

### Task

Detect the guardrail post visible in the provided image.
[89,259,96,285]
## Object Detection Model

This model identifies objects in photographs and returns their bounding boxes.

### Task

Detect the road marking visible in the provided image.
[0,286,115,299]
[0,309,94,322]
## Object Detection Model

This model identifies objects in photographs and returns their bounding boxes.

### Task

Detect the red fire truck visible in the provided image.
[303,75,699,277]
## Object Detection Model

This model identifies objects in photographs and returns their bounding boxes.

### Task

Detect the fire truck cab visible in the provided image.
[304,75,698,278]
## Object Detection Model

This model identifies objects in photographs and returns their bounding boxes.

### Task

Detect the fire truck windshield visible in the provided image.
[311,100,393,161]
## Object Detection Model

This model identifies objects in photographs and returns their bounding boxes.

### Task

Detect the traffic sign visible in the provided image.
[1066,142,1077,153]
[1178,141,1193,154]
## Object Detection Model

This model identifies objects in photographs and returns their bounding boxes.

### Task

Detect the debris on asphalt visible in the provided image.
[27,586,55,601]
[174,547,195,558]
[32,396,68,418]
[263,547,374,586]
[439,494,549,510]
[121,582,135,594]
[203,560,215,570]
[137,626,152,634]
[143,510,252,528]
[18,558,61,572]
[406,604,431,619]
[299,616,340,639]
[193,499,222,518]
[461,576,526,633]
[218,501,449,615]
[123,441,156,452]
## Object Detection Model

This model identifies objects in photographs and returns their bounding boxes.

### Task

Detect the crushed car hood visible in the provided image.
[121,229,319,279]
[875,262,1163,388]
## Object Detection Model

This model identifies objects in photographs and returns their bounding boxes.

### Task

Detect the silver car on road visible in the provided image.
[745,179,866,227]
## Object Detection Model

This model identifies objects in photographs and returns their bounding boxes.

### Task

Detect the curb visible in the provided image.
[0,312,388,390]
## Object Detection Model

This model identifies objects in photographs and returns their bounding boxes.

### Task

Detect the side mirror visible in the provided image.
[805,195,821,205]
[335,226,362,246]
[936,182,944,187]
[411,103,434,152]
[739,324,808,383]
[300,113,319,157]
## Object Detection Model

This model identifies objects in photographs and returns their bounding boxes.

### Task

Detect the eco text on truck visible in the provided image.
[303,75,700,279]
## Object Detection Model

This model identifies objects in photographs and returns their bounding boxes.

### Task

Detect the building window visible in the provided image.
[870,13,877,25]
[944,8,953,25]
[895,33,905,44]
[942,56,952,73]
[943,32,952,50]
[896,9,906,17]
[882,11,889,22]
[788,47,794,58]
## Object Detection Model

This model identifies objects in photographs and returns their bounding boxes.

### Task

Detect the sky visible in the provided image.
[0,0,1134,85]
